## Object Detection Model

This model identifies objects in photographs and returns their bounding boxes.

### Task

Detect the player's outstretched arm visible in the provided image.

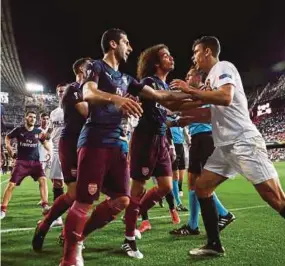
[83,81,143,118]
[139,84,191,102]
[170,79,234,106]
[169,107,211,127]
[161,99,204,112]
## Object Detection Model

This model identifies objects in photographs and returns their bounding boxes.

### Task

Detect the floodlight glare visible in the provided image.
[26,83,43,92]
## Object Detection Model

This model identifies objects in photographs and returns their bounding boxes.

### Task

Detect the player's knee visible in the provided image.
[67,184,77,200]
[158,183,172,195]
[172,170,179,180]
[38,176,47,184]
[195,179,213,198]
[113,196,130,211]
[7,182,16,190]
[117,196,130,210]
[108,196,130,214]
[53,179,64,188]
[131,180,146,197]
[64,193,75,205]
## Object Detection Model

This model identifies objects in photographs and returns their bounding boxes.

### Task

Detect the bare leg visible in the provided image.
[1,181,16,207]
[254,178,285,212]
[38,176,48,203]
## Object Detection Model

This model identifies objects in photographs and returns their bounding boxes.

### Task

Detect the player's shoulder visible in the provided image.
[50,107,61,116]
[9,126,23,135]
[216,61,237,72]
[90,59,103,72]
[50,108,56,116]
[141,76,156,87]
[34,127,42,134]
[14,125,24,132]
[221,60,236,67]
[65,82,80,94]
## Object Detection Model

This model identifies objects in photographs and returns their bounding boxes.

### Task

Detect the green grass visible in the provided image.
[1,162,285,266]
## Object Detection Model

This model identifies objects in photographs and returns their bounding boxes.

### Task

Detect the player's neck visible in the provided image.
[25,124,34,131]
[76,73,84,84]
[154,70,169,82]
[205,58,219,73]
[103,53,120,71]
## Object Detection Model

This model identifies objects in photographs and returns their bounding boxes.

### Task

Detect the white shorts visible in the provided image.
[49,152,63,180]
[40,160,51,176]
[204,136,279,185]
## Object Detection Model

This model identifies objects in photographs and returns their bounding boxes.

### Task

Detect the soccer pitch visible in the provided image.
[1,162,285,266]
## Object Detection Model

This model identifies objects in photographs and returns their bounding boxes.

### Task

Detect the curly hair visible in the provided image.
[137,44,169,80]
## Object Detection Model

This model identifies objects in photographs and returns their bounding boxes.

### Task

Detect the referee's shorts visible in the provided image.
[188,131,214,174]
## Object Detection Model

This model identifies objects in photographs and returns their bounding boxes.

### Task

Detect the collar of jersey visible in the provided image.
[101,59,123,78]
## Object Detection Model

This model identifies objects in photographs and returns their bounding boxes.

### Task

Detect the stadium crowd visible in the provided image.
[2,92,59,127]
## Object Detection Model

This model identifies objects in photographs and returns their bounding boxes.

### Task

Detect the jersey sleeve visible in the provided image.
[141,77,156,88]
[214,62,236,88]
[64,85,83,106]
[7,127,20,139]
[127,76,144,96]
[83,60,102,85]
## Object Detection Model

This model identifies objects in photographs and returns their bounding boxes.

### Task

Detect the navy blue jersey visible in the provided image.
[7,126,44,161]
[135,76,169,136]
[61,82,86,140]
[78,59,144,148]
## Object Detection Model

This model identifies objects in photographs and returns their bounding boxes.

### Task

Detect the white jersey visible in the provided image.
[50,107,64,153]
[38,127,50,161]
[206,61,261,146]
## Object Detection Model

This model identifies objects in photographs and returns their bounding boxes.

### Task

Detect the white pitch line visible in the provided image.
[0,178,10,185]
[136,204,267,221]
[1,204,267,234]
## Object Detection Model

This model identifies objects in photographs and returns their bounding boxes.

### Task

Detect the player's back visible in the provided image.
[61,82,86,140]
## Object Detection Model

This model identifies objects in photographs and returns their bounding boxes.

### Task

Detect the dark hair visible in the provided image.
[25,110,36,117]
[40,112,49,118]
[192,36,221,57]
[72,57,92,75]
[137,44,169,80]
[56,83,68,90]
[101,28,127,54]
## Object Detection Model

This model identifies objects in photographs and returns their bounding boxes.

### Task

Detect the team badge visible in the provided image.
[35,134,39,139]
[88,183,98,195]
[116,87,123,96]
[122,75,128,85]
[142,167,149,176]
[219,73,232,80]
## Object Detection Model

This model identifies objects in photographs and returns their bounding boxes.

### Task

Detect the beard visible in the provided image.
[26,121,35,127]
[115,49,127,63]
